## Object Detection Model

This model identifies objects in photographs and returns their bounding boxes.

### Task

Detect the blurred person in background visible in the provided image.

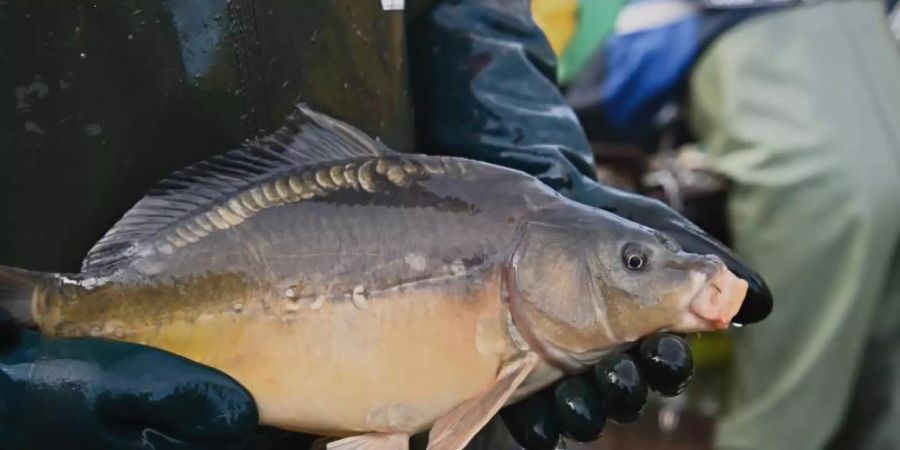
[539,0,900,449]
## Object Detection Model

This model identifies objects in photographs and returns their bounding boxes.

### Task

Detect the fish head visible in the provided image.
[507,203,747,372]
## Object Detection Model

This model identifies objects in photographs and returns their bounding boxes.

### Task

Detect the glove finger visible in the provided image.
[552,378,605,442]
[635,333,694,396]
[97,346,258,444]
[500,393,560,450]
[592,353,647,423]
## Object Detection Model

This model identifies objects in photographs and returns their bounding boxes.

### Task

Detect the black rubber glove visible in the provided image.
[500,333,693,449]
[407,1,771,449]
[0,313,262,450]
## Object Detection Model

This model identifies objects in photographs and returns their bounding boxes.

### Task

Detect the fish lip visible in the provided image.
[679,265,749,332]
[657,272,715,334]
[673,252,770,326]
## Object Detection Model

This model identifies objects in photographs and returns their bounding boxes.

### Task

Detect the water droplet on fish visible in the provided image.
[79,52,87,60]
[156,241,174,255]
[285,287,298,299]
[232,302,244,313]
[449,259,466,276]
[351,285,368,310]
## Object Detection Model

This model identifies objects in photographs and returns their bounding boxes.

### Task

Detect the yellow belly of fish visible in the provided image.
[82,275,518,436]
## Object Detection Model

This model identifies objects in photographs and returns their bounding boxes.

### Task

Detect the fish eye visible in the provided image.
[622,244,648,271]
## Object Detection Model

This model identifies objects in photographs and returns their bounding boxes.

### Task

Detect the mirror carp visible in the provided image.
[0,106,747,450]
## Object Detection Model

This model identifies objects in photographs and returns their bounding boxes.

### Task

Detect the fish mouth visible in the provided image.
[674,265,749,333]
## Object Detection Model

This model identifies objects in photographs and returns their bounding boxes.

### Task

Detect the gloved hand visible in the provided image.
[0,311,262,450]
[501,333,693,449]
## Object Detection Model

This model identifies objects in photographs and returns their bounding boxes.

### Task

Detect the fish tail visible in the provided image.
[0,265,49,327]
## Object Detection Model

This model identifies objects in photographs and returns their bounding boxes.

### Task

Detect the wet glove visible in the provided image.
[501,333,693,448]
[0,311,260,450]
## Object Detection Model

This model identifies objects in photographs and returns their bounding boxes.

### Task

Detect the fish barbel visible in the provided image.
[0,106,747,450]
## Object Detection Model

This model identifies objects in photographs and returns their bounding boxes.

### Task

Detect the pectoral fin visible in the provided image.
[426,352,540,450]
[326,433,409,450]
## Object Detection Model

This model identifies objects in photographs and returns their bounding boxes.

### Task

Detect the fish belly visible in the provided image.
[112,273,518,436]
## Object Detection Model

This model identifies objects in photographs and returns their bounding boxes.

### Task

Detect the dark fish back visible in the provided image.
[79,106,566,304]
[122,155,561,302]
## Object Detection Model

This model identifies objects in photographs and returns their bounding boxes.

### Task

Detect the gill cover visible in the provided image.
[507,206,621,372]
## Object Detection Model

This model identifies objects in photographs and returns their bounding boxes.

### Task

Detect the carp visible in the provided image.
[0,106,747,450]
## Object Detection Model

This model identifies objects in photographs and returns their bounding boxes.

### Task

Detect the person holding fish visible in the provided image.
[0,1,771,449]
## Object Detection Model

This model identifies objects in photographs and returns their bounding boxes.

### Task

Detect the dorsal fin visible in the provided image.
[81,105,396,273]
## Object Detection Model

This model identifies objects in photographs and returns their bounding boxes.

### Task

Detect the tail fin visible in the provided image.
[0,265,46,327]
